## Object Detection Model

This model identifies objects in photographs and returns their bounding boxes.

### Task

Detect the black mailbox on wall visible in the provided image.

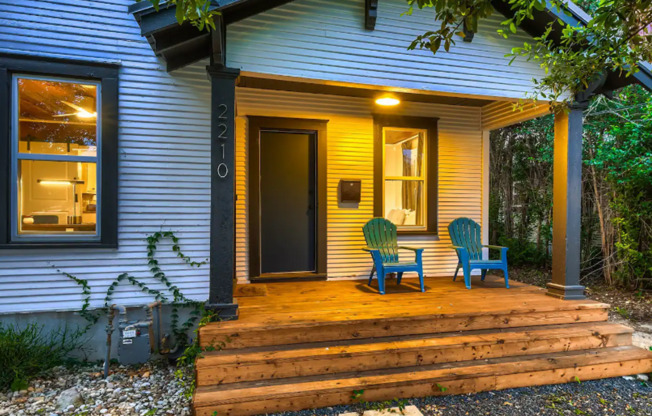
[339,179,362,203]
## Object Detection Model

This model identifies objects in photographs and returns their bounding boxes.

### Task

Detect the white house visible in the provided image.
[1,1,651,414]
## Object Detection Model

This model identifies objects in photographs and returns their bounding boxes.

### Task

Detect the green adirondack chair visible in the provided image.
[362,218,425,294]
[448,217,509,289]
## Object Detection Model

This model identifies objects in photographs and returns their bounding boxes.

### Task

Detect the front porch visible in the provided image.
[193,276,652,416]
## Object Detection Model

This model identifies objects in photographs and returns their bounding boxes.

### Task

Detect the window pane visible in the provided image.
[384,180,425,227]
[17,160,97,235]
[384,129,425,177]
[17,78,98,157]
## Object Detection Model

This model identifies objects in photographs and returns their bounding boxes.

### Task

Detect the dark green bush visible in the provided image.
[0,322,85,391]
[497,236,550,268]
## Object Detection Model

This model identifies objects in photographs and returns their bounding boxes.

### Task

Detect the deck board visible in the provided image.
[214,276,605,328]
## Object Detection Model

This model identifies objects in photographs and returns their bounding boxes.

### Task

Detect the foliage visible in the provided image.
[583,86,652,287]
[49,231,217,397]
[406,0,652,107]
[51,266,98,332]
[489,114,554,267]
[0,322,85,391]
[491,84,652,289]
[174,308,227,400]
[136,0,219,30]
[102,231,207,345]
[350,389,410,414]
[496,236,549,267]
[55,231,208,350]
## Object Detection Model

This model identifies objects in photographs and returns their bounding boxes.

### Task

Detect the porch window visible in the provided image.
[383,128,427,229]
[0,55,119,248]
[373,115,438,235]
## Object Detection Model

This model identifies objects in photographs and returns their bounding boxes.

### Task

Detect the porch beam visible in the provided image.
[547,101,589,300]
[365,0,378,30]
[205,64,240,319]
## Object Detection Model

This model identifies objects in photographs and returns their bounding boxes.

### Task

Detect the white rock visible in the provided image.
[55,387,83,411]
[340,406,423,416]
[622,376,635,380]
[363,406,424,416]
[636,374,649,381]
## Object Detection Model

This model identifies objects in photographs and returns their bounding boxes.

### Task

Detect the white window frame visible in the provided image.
[10,74,103,242]
[381,126,428,231]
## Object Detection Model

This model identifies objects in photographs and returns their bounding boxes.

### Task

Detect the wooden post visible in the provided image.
[205,64,240,319]
[547,102,588,300]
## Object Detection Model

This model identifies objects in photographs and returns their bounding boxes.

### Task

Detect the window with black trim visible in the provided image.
[373,114,438,234]
[0,55,119,248]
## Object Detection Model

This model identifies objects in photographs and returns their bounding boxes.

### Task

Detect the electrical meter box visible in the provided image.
[118,320,151,365]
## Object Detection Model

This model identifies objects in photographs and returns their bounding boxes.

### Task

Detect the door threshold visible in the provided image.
[250,273,327,283]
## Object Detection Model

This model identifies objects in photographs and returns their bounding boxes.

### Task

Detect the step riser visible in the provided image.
[196,332,631,386]
[201,309,608,349]
[194,356,652,416]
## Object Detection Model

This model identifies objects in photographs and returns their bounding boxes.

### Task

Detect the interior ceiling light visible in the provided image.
[37,179,85,185]
[375,97,400,106]
[53,101,97,119]
[75,109,97,119]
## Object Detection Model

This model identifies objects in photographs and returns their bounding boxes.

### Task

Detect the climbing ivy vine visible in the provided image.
[54,230,210,346]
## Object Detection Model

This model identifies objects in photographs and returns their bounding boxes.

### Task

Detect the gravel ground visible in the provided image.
[0,361,192,416]
[2,362,650,416]
[267,377,652,416]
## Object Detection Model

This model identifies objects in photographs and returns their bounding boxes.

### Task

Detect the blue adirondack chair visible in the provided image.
[448,217,509,289]
[362,218,425,294]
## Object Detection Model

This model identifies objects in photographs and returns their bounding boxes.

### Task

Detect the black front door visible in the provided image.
[259,131,316,274]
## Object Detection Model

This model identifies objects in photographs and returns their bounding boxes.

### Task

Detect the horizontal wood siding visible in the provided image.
[227,0,546,100]
[235,88,482,282]
[482,101,551,130]
[0,0,213,313]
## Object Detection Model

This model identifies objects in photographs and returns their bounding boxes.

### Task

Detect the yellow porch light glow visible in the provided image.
[375,97,400,106]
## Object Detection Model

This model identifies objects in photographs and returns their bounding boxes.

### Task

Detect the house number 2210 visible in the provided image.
[217,103,229,179]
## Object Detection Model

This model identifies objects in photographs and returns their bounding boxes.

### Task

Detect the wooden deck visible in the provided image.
[194,276,652,416]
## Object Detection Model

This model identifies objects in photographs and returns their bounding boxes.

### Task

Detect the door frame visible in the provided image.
[248,116,328,281]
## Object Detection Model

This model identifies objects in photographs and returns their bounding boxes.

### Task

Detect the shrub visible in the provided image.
[0,322,85,391]
[497,236,550,268]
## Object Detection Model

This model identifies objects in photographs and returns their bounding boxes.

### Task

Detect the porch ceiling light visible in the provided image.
[375,96,400,106]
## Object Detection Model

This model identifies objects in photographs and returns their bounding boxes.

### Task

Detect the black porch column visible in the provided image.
[205,65,240,319]
[547,102,588,300]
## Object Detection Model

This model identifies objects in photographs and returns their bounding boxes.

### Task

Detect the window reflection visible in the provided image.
[17,78,97,156]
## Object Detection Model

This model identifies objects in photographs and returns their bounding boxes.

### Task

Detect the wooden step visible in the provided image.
[196,322,632,386]
[199,303,609,349]
[193,345,652,416]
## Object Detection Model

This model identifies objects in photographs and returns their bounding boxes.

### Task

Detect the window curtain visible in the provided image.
[401,136,424,222]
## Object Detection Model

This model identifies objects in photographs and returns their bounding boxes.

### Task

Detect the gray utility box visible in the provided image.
[118,320,152,365]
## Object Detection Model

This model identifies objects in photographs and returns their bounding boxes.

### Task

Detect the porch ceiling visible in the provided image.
[237,75,494,107]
